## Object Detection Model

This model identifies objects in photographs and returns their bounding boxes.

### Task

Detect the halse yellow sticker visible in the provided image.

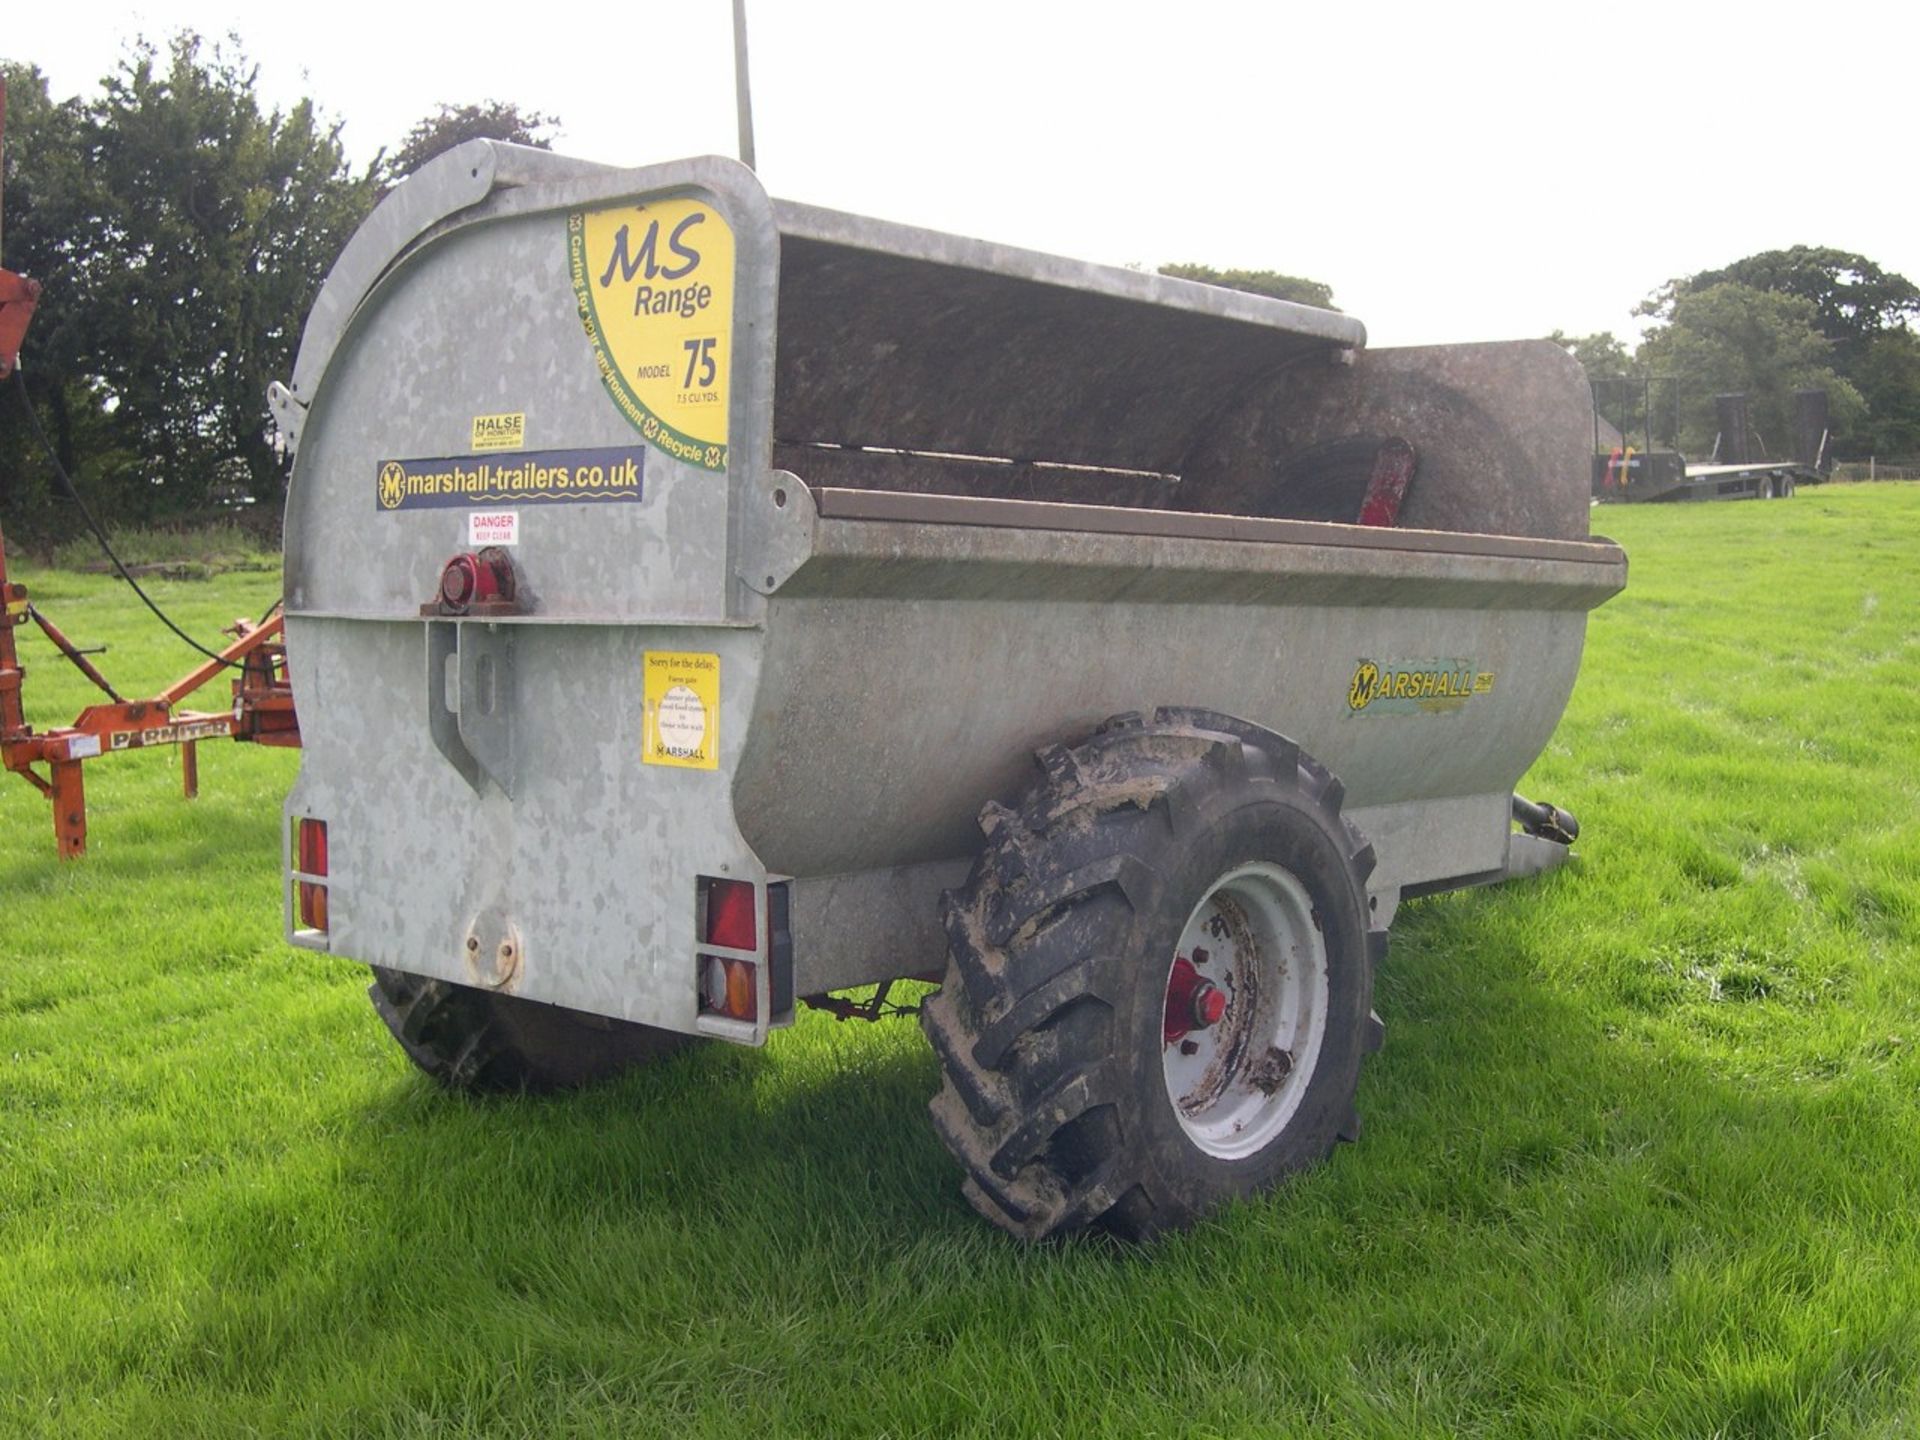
[569,198,734,471]
[470,413,525,452]
[642,651,720,769]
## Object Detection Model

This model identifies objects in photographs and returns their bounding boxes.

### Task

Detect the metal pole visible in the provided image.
[732,0,757,172]
[28,605,122,702]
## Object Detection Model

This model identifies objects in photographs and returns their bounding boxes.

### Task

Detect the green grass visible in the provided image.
[4,487,1919,1438]
[44,522,281,578]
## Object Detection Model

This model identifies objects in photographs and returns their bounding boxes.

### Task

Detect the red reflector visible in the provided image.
[705,878,757,950]
[296,818,329,932]
[439,554,479,610]
[1358,436,1416,527]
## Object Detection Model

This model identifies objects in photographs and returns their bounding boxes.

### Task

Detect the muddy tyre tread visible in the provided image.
[923,708,1389,1241]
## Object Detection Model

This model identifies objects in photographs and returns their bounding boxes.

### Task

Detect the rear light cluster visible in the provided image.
[295,818,329,933]
[697,876,792,1025]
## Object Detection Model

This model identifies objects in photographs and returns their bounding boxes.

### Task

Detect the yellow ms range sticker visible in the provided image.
[642,651,720,769]
[569,198,733,472]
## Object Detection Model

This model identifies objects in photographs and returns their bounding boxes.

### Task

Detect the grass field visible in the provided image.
[3,487,1918,1438]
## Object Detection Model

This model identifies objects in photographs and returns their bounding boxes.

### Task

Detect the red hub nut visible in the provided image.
[1164,956,1228,1044]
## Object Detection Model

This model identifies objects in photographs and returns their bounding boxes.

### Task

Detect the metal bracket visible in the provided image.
[1506,832,1574,881]
[266,380,304,458]
[426,621,515,797]
[737,468,816,595]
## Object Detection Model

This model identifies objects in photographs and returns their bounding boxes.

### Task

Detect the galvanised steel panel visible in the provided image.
[736,585,1599,880]
[279,141,1624,1037]
[284,170,780,626]
[284,616,766,1029]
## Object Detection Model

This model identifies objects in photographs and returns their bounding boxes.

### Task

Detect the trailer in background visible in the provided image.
[1594,451,1818,503]
[1591,382,1831,504]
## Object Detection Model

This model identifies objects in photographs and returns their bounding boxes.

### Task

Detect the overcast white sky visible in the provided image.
[7,1,1916,348]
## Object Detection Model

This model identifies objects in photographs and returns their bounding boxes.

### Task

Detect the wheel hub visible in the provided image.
[1163,955,1228,1043]
[1160,862,1330,1160]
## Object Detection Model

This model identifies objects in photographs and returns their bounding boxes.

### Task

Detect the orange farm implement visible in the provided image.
[1,75,298,858]
[0,527,299,857]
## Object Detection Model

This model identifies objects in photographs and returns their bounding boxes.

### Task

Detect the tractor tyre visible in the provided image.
[369,968,693,1092]
[922,708,1388,1242]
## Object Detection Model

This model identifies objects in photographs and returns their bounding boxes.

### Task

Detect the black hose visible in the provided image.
[9,369,244,670]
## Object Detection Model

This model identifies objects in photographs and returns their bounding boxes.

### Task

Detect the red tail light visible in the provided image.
[699,878,758,1022]
[296,818,329,932]
[695,877,791,1026]
[704,878,757,950]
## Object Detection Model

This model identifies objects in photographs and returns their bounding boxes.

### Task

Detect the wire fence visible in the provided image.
[1830,460,1920,482]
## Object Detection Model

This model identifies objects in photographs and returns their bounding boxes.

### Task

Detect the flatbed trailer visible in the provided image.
[1678,460,1813,500]
[1594,449,1816,503]
[1593,382,1830,504]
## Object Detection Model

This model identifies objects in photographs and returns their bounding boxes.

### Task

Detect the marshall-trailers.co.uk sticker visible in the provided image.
[642,651,720,770]
[375,446,644,511]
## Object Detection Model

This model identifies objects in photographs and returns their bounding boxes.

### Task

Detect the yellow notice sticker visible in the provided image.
[470,413,525,452]
[568,198,734,471]
[642,651,720,769]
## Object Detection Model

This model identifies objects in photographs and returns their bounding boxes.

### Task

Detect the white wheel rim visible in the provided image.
[1160,862,1330,1160]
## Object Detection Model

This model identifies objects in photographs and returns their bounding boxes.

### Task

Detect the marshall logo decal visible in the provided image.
[1347,658,1495,716]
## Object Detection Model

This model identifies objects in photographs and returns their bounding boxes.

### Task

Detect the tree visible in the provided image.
[1635,282,1863,458]
[1549,330,1676,447]
[1547,329,1634,379]
[1,65,88,296]
[0,35,378,537]
[1636,247,1920,459]
[385,100,559,184]
[1643,247,1919,371]
[0,64,122,537]
[1854,330,1920,457]
[1157,262,1337,311]
[80,35,376,515]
